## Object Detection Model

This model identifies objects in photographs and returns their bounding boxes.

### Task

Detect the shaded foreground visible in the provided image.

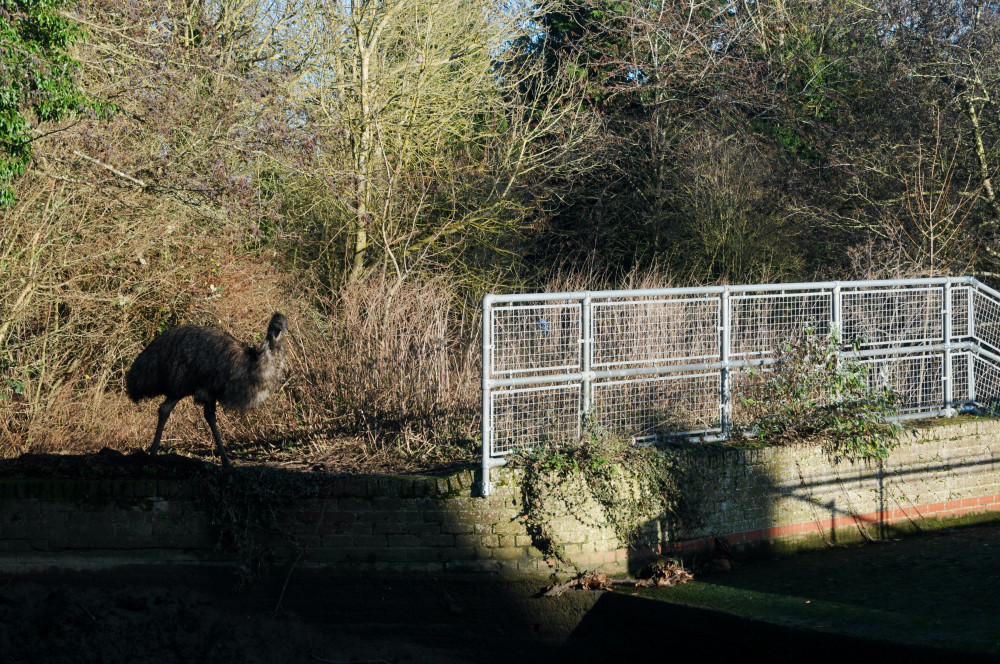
[0,567,597,664]
[3,522,1000,663]
[576,520,1000,663]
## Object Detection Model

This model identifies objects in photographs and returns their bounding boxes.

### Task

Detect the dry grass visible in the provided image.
[269,274,482,473]
[0,175,945,476]
[5,166,938,476]
[0,191,708,475]
[0,172,485,474]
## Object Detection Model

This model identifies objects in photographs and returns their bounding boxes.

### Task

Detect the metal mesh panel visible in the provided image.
[483,279,993,463]
[841,287,941,348]
[973,290,1000,353]
[952,286,971,338]
[490,384,580,455]
[973,354,1000,411]
[591,372,721,438]
[952,352,971,403]
[730,292,831,358]
[591,296,719,368]
[491,303,580,375]
[859,354,942,413]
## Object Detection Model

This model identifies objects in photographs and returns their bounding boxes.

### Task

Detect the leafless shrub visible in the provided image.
[282,274,482,471]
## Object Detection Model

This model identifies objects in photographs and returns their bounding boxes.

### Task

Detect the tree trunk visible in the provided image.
[350,32,374,281]
[964,95,1000,228]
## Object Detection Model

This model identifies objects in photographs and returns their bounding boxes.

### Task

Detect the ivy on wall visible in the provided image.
[513,421,683,568]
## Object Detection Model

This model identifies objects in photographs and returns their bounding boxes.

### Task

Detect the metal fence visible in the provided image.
[479,276,1000,495]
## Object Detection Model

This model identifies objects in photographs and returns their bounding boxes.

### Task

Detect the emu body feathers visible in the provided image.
[126,313,288,465]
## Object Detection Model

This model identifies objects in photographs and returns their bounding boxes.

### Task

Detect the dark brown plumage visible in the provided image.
[125,313,288,465]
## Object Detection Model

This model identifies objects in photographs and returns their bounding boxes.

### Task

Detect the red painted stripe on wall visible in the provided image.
[714,493,1000,546]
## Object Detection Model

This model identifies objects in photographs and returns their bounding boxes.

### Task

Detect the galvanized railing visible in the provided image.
[479,276,1000,495]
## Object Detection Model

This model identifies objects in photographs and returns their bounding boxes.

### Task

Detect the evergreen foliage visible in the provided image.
[738,332,904,464]
[0,0,103,205]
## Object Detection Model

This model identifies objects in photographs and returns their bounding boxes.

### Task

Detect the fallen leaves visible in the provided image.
[543,562,694,597]
[543,571,614,597]
[634,561,695,588]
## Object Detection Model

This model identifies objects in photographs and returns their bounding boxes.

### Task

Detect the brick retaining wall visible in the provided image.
[1,418,999,574]
[673,418,1000,553]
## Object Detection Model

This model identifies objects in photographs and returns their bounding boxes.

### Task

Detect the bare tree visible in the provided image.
[883,122,979,276]
[279,0,600,281]
[874,1,1000,275]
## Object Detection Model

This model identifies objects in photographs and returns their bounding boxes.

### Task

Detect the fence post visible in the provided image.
[720,287,732,438]
[831,283,842,339]
[969,286,976,405]
[943,280,954,415]
[831,283,843,402]
[581,295,592,433]
[480,295,494,496]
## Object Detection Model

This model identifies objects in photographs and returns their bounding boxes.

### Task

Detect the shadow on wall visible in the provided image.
[627,429,1000,576]
[0,563,601,664]
[617,444,783,576]
[3,427,1000,662]
[0,450,596,663]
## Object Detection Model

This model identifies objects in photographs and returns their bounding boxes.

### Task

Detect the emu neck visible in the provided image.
[254,333,284,384]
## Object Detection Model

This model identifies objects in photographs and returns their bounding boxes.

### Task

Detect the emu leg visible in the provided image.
[150,398,179,455]
[202,400,232,467]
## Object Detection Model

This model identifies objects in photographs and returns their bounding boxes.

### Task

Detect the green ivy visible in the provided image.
[737,330,904,464]
[0,0,109,205]
[513,419,681,567]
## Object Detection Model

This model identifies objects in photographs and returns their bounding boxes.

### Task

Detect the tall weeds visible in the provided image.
[279,274,482,471]
[0,174,281,454]
[0,174,485,470]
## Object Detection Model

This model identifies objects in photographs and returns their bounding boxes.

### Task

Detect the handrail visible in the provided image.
[484,276,975,306]
[479,276,997,496]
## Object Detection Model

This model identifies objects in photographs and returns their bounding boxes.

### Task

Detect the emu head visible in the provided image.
[268,312,289,341]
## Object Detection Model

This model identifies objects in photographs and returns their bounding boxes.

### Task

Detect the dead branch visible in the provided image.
[72,150,148,189]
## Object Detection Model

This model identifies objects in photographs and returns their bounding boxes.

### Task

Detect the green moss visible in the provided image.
[910,413,997,429]
[510,424,682,568]
[623,520,1000,655]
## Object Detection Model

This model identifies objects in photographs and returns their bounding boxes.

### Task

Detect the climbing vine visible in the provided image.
[512,421,682,567]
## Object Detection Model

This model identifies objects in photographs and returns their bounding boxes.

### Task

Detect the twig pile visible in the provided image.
[543,562,694,597]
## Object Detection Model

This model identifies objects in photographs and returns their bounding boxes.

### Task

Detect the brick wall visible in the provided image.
[1,419,999,574]
[674,418,1000,552]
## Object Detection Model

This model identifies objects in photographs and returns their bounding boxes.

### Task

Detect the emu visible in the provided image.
[125,312,288,466]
